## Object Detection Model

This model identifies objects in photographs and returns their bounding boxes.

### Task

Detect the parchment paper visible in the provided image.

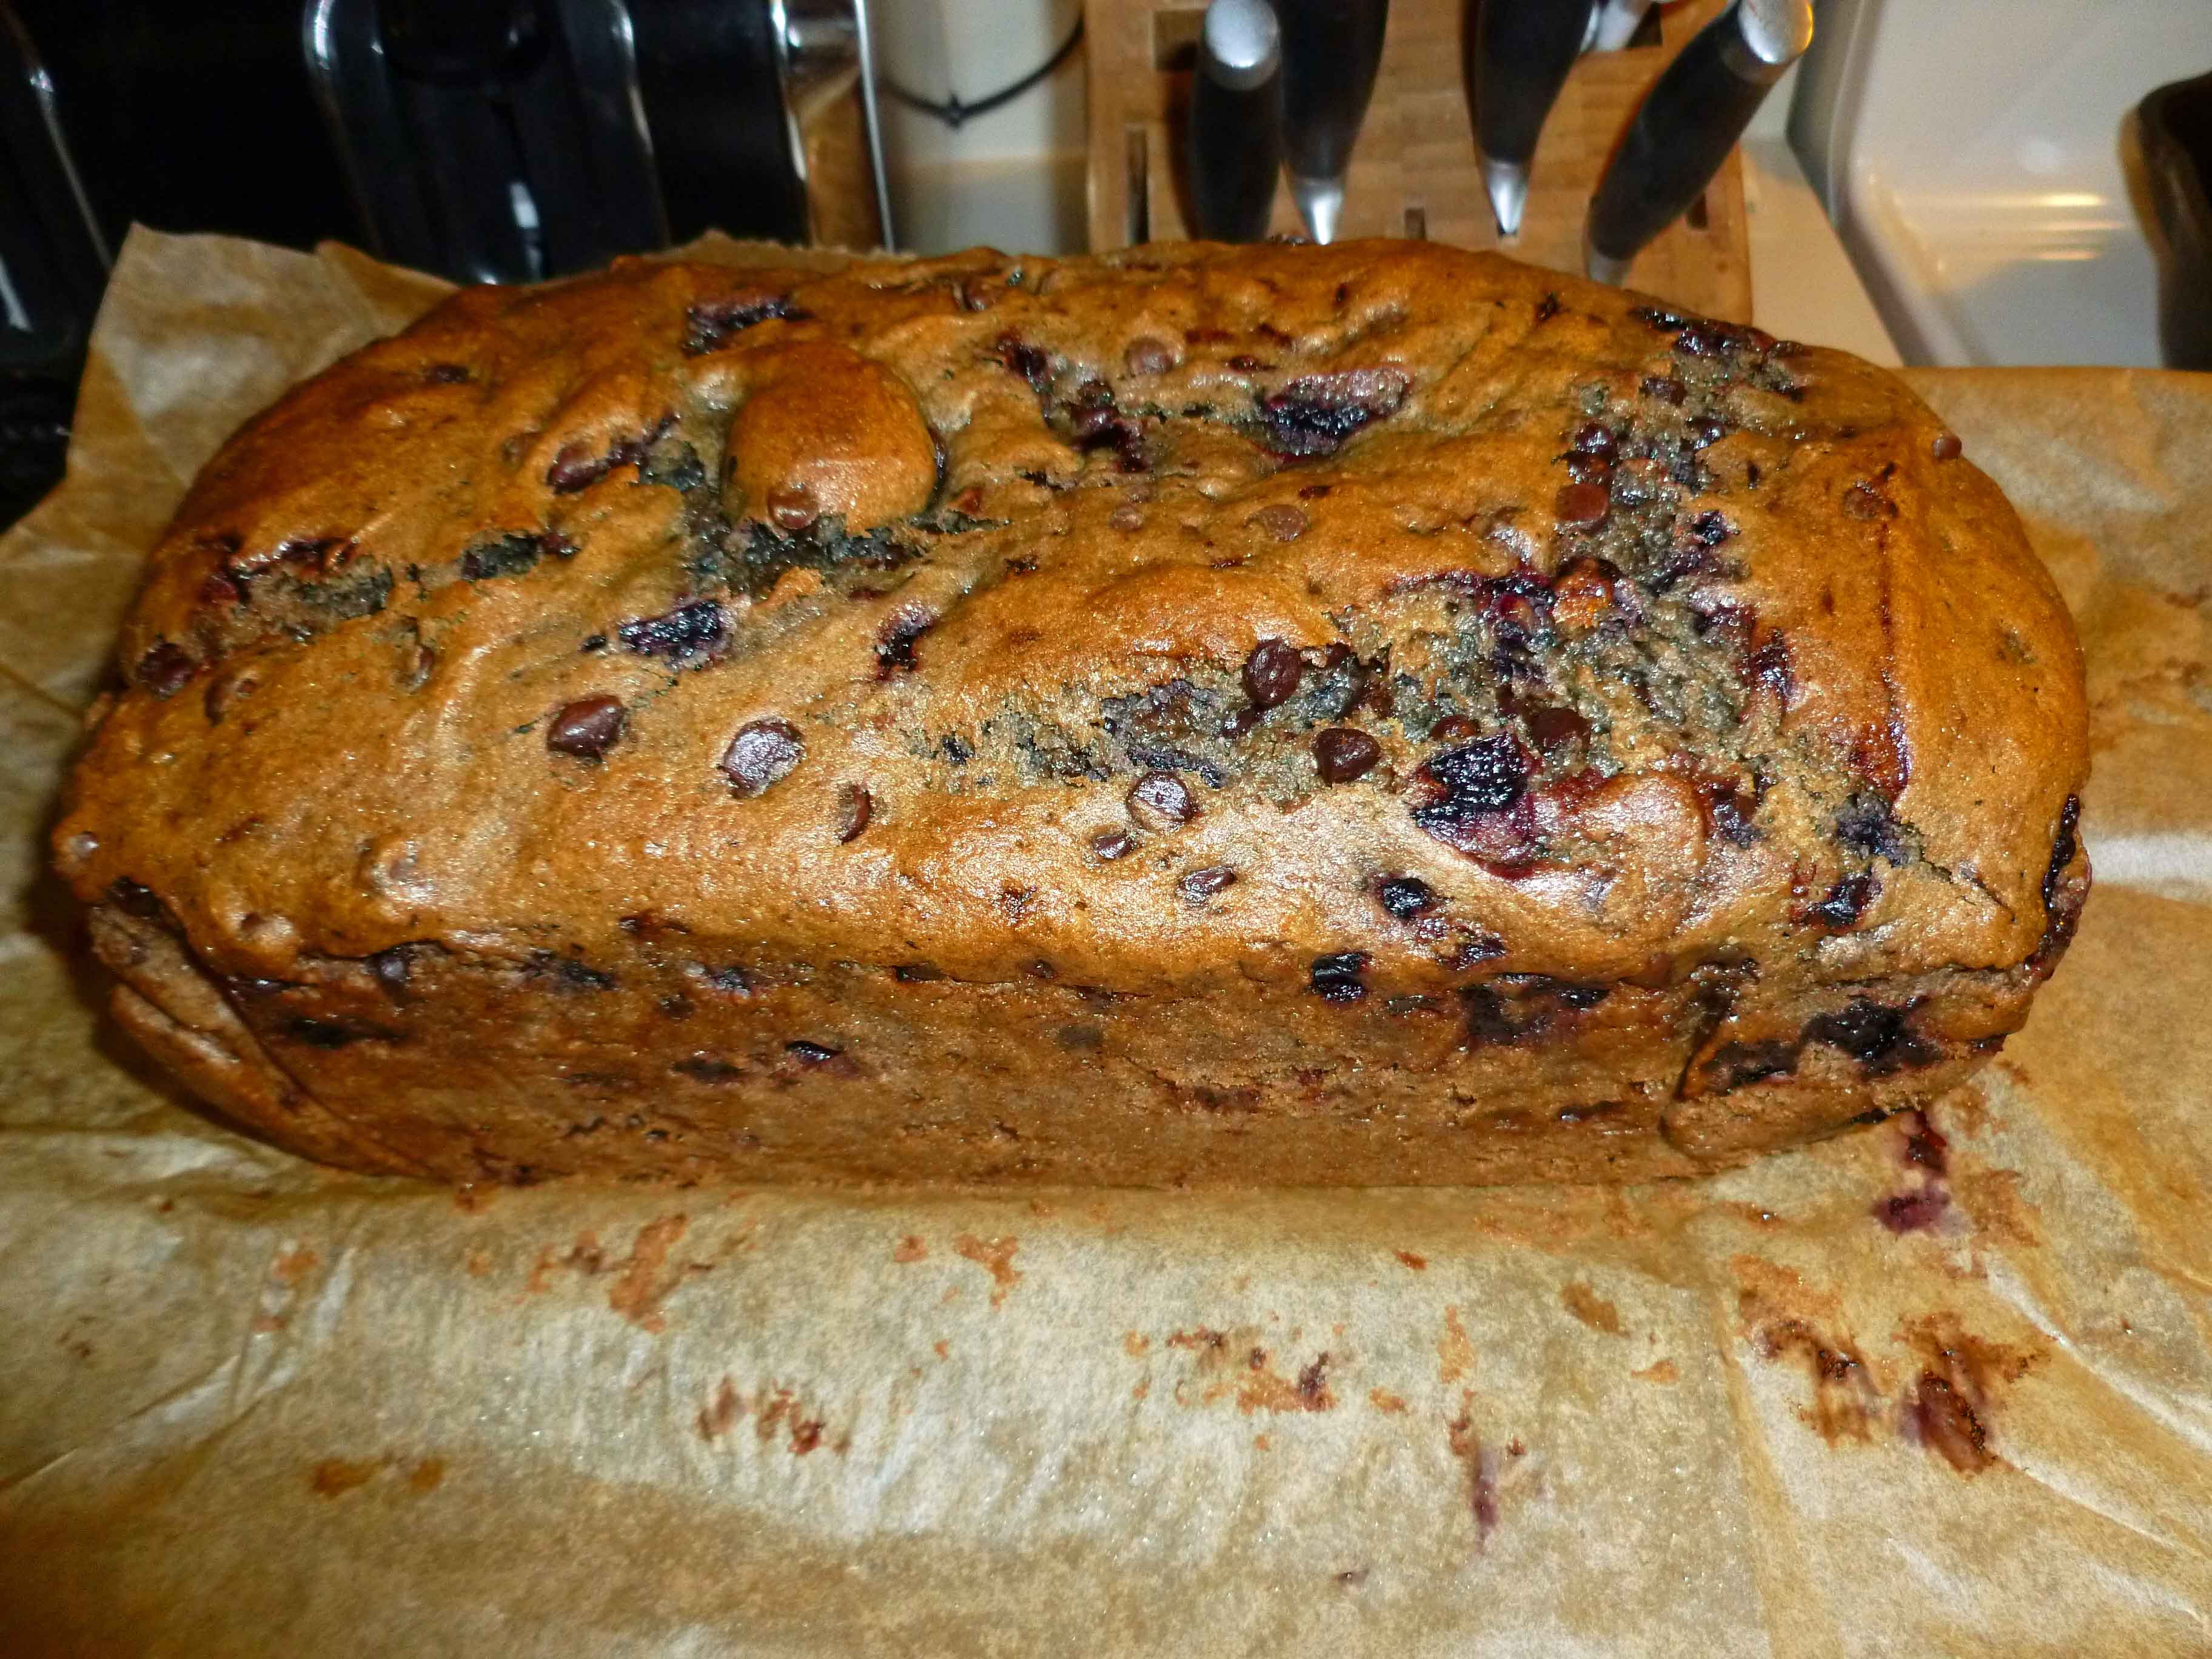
[2,230,2208,1656]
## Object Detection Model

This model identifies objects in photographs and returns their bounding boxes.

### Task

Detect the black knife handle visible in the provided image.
[1472,0,1597,168]
[1189,0,1283,242]
[1587,0,1811,270]
[1276,0,1390,184]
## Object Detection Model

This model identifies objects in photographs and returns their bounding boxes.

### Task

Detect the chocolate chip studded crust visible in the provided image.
[52,241,2089,1185]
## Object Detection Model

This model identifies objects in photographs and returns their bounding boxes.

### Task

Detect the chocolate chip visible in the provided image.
[109,877,167,921]
[1125,337,1176,375]
[547,695,626,760]
[1092,419,1148,473]
[1378,876,1439,919]
[136,641,194,699]
[1746,635,1794,706]
[876,607,935,674]
[277,536,345,569]
[1640,375,1687,404]
[1110,503,1145,532]
[1702,780,1761,845]
[1931,431,1963,461]
[1242,638,1305,709]
[1805,871,1879,931]
[1429,714,1484,742]
[546,443,609,493]
[721,719,805,797]
[1090,828,1136,860]
[369,947,413,994]
[1220,706,1259,739]
[1563,452,1611,489]
[1310,951,1369,1002]
[1521,704,1589,754]
[1178,866,1238,903]
[1535,293,1562,323]
[1127,769,1197,831]
[767,483,819,532]
[1803,998,1936,1074]
[1460,985,1527,1045]
[1314,727,1381,784]
[1672,318,1732,358]
[1570,421,1618,461]
[426,362,471,384]
[1487,581,1549,651]
[995,334,1052,394]
[1248,504,1309,541]
[1687,416,1728,450]
[1070,400,1121,442]
[1554,481,1610,529]
[1708,1039,1798,1089]
[836,783,873,843]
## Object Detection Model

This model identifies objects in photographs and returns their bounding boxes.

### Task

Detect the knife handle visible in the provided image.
[1586,0,1812,277]
[1276,0,1390,185]
[1188,0,1283,243]
[1471,0,1598,169]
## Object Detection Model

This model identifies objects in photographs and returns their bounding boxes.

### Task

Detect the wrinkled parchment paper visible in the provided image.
[2,230,2208,1656]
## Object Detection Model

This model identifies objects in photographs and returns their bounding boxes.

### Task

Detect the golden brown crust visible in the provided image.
[52,241,2089,1185]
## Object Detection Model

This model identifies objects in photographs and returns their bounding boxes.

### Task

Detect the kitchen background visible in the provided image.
[0,0,2206,529]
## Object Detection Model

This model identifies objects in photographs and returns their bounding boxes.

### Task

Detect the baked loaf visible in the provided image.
[53,240,2089,1186]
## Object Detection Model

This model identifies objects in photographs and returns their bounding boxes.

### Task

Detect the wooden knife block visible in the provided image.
[1081,0,1754,323]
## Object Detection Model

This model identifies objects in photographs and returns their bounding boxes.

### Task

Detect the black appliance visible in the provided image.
[0,0,890,526]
